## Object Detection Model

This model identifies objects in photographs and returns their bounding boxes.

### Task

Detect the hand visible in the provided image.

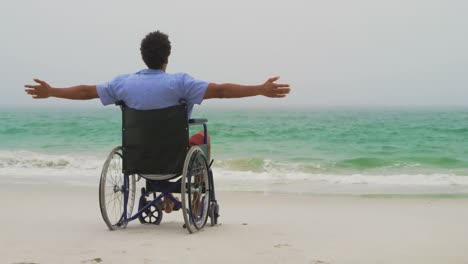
[24,78,53,99]
[261,76,291,98]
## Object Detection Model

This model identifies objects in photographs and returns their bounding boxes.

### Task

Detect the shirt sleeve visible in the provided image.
[180,73,209,105]
[96,74,128,106]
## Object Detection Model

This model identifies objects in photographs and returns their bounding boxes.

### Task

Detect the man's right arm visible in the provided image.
[24,78,98,100]
[203,76,291,99]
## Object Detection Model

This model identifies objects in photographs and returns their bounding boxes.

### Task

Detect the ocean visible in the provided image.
[1,107,468,194]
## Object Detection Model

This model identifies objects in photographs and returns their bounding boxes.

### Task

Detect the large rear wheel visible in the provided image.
[181,146,211,233]
[99,146,136,230]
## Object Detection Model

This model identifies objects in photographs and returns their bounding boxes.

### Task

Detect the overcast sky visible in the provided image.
[1,0,467,109]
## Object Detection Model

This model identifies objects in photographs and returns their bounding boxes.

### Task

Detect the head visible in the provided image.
[140,31,171,70]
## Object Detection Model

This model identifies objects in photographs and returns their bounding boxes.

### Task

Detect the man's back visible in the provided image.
[97,69,208,118]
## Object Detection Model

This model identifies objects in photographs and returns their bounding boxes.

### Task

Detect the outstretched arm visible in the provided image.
[24,79,98,100]
[203,76,291,99]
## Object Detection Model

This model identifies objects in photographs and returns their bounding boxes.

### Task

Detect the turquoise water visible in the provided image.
[1,107,468,194]
[205,108,468,176]
[1,107,468,177]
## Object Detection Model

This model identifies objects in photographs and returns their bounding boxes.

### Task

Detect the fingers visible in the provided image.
[25,89,41,99]
[274,83,290,88]
[24,87,43,98]
[264,84,291,98]
[275,87,291,94]
[25,88,35,94]
[267,76,280,83]
[264,89,290,98]
[30,93,45,99]
[24,84,41,89]
[25,89,40,98]
[267,76,290,90]
[33,78,48,86]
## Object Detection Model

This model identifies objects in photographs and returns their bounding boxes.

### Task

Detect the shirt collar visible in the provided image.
[137,69,165,75]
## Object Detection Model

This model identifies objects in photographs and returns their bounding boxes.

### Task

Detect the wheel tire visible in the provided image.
[181,146,211,233]
[138,199,163,225]
[210,202,220,226]
[138,187,147,224]
[99,146,136,230]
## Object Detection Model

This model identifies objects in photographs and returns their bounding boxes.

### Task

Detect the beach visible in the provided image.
[1,183,467,264]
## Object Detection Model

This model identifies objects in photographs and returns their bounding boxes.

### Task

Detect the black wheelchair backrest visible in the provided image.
[120,103,189,175]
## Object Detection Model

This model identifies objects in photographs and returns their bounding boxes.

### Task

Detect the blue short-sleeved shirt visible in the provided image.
[96,69,209,118]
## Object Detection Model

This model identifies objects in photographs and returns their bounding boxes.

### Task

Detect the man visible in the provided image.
[24,30,291,212]
[25,31,290,109]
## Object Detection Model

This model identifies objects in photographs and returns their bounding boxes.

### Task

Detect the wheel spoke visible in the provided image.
[106,194,118,206]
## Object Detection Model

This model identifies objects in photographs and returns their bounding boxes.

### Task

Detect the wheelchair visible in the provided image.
[98,101,220,233]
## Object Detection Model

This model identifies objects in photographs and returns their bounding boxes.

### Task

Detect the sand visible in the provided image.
[0,183,467,264]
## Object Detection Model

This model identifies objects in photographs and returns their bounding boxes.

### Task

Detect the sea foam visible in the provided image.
[1,151,468,194]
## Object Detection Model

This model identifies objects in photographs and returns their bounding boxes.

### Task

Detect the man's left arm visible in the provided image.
[24,78,98,100]
[203,76,290,99]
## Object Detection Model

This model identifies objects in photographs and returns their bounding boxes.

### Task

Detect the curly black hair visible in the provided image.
[140,31,171,70]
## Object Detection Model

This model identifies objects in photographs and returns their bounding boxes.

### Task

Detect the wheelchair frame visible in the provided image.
[99,102,220,233]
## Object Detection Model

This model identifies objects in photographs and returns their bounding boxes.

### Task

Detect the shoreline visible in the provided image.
[1,183,468,264]
[2,174,468,197]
